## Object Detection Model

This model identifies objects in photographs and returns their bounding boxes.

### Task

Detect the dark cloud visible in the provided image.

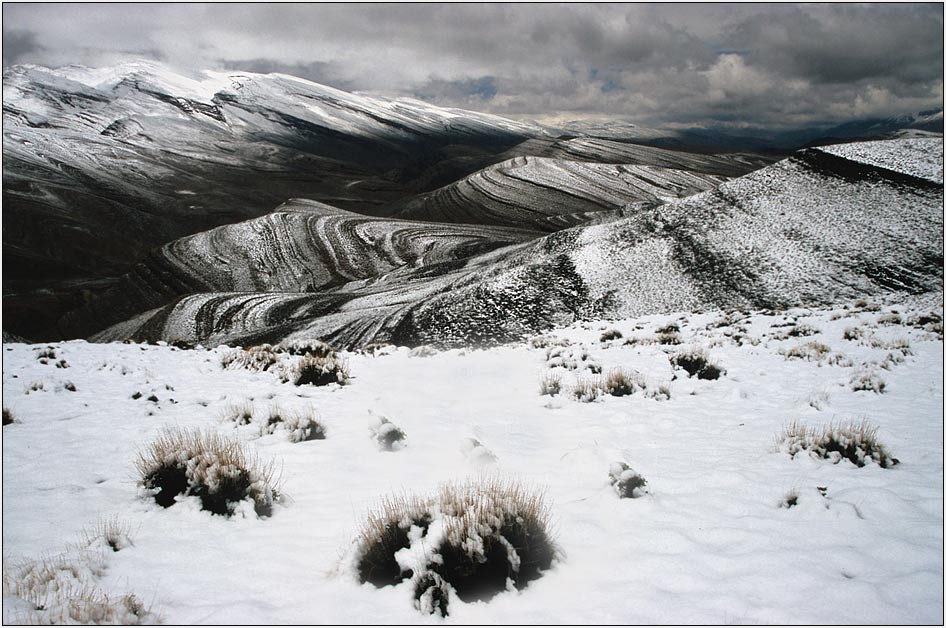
[2,3,942,130]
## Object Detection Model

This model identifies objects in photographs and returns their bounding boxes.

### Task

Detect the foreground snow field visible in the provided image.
[2,296,943,624]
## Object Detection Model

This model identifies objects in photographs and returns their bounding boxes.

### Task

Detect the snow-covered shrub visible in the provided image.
[546,346,600,373]
[842,326,863,341]
[600,329,623,342]
[656,331,682,345]
[263,406,326,442]
[355,493,432,587]
[850,369,886,394]
[54,359,69,369]
[600,368,645,397]
[854,299,881,312]
[355,478,555,612]
[608,462,647,498]
[569,376,602,402]
[275,338,336,358]
[779,488,799,509]
[539,371,562,396]
[460,438,498,466]
[221,344,279,372]
[3,552,154,625]
[290,355,350,386]
[877,313,903,326]
[220,400,255,425]
[434,477,555,602]
[670,349,724,380]
[807,389,831,411]
[656,322,680,334]
[3,407,13,425]
[786,324,820,337]
[646,383,671,401]
[81,518,134,553]
[782,341,831,361]
[362,342,395,356]
[370,416,406,451]
[528,335,569,349]
[26,381,46,393]
[777,419,897,468]
[136,428,279,517]
[409,345,438,358]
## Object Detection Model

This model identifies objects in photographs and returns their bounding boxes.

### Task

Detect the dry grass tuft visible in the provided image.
[777,419,897,468]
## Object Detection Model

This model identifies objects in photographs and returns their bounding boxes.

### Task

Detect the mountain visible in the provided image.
[87,138,943,349]
[2,61,547,338]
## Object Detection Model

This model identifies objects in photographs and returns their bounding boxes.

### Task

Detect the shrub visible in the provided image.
[777,419,897,468]
[850,369,886,394]
[842,327,863,341]
[786,324,820,337]
[3,407,12,425]
[355,493,432,587]
[291,355,350,386]
[782,342,831,361]
[461,438,498,466]
[355,478,555,613]
[263,406,326,442]
[221,345,279,372]
[779,488,799,509]
[655,322,680,334]
[82,517,134,553]
[854,299,881,312]
[670,349,724,380]
[26,381,46,393]
[136,428,279,517]
[221,400,255,425]
[656,331,682,345]
[600,329,623,342]
[370,416,406,451]
[877,313,902,326]
[608,462,647,498]
[569,377,602,402]
[600,368,645,397]
[409,345,438,358]
[276,338,336,358]
[539,371,562,396]
[529,335,569,349]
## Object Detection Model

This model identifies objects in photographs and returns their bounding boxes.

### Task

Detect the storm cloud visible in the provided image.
[2,3,942,130]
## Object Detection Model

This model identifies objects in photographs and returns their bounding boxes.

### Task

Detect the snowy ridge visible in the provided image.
[89,138,943,349]
[391,155,725,232]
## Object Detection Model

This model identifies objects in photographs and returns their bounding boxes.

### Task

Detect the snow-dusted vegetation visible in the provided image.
[3,296,942,623]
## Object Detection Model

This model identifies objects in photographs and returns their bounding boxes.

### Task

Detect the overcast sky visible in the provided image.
[3,3,943,130]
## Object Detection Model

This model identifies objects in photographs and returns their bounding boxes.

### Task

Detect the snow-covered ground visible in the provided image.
[2,296,943,624]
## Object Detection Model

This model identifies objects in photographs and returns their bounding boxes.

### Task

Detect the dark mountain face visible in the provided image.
[2,62,545,339]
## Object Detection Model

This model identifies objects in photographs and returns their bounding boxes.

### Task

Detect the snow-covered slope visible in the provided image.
[89,138,943,349]
[390,156,725,231]
[3,298,942,623]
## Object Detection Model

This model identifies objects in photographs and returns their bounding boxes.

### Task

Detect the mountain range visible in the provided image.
[3,61,943,347]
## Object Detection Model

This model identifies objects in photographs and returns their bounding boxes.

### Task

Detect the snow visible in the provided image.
[819,138,944,184]
[3,297,942,624]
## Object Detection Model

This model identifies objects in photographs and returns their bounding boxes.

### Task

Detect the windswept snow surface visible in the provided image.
[3,297,942,624]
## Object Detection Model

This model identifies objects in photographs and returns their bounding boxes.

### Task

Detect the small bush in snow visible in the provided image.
[362,342,395,356]
[82,517,134,553]
[539,371,562,396]
[601,368,645,397]
[569,377,602,402]
[356,493,432,587]
[460,438,498,466]
[854,299,881,312]
[599,329,623,342]
[263,406,326,442]
[3,407,13,425]
[370,416,406,451]
[608,462,647,498]
[779,488,799,509]
[777,419,897,468]
[276,338,336,358]
[221,400,255,425]
[409,345,438,358]
[877,313,903,326]
[26,381,46,393]
[528,335,569,349]
[656,322,680,334]
[670,349,724,380]
[850,369,886,394]
[842,326,863,341]
[786,324,820,337]
[782,341,831,361]
[136,427,279,517]
[647,383,672,401]
[656,331,682,345]
[291,355,350,386]
[221,345,279,372]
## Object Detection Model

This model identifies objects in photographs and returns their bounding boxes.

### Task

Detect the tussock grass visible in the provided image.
[538,371,562,396]
[370,416,406,451]
[221,345,279,372]
[599,329,623,342]
[220,399,255,425]
[850,369,886,393]
[3,407,13,426]
[356,493,432,587]
[782,341,831,361]
[670,348,724,380]
[777,419,897,468]
[600,368,645,397]
[276,338,336,358]
[81,518,134,553]
[569,376,602,402]
[608,462,647,498]
[263,405,326,442]
[656,331,682,345]
[291,355,350,386]
[136,427,279,517]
